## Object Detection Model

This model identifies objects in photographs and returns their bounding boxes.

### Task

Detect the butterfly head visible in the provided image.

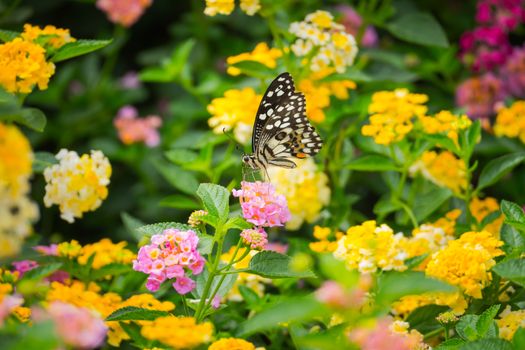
[242,154,259,170]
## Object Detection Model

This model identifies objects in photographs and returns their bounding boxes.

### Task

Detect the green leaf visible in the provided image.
[476,305,500,339]
[247,251,316,279]
[140,39,195,82]
[406,304,449,333]
[501,225,525,256]
[492,259,525,287]
[196,183,230,225]
[465,120,482,156]
[346,155,400,171]
[422,133,459,155]
[435,338,465,350]
[90,263,131,280]
[456,315,480,341]
[237,295,327,336]
[413,186,453,222]
[238,285,260,305]
[386,12,449,47]
[374,197,401,216]
[365,61,417,82]
[159,194,200,210]
[197,232,214,255]
[22,262,62,280]
[459,338,512,350]
[154,161,199,195]
[10,108,46,132]
[404,254,429,270]
[512,327,525,350]
[165,149,199,165]
[4,320,59,350]
[106,306,171,321]
[376,271,455,307]
[137,222,193,236]
[224,217,252,231]
[477,153,525,191]
[195,265,237,298]
[0,29,20,42]
[501,200,525,225]
[51,39,112,62]
[121,212,145,241]
[119,323,151,349]
[32,152,57,173]
[318,254,358,289]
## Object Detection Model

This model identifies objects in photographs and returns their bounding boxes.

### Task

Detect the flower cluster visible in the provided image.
[470,197,503,235]
[141,316,213,349]
[289,10,358,73]
[43,149,111,223]
[188,209,208,227]
[419,110,472,145]
[233,181,290,227]
[44,301,107,349]
[133,228,205,294]
[113,105,162,147]
[207,88,261,144]
[361,89,428,145]
[496,305,525,340]
[0,124,38,258]
[456,73,505,120]
[204,0,260,16]
[96,0,152,27]
[400,210,461,270]
[0,269,30,325]
[425,231,504,298]
[240,228,268,250]
[220,247,269,301]
[409,151,467,195]
[348,317,429,350]
[77,239,135,269]
[267,158,330,230]
[333,221,407,273]
[460,0,525,71]
[494,100,525,143]
[392,292,468,318]
[0,38,55,94]
[309,225,343,253]
[209,337,256,350]
[21,23,76,49]
[500,45,525,98]
[226,42,282,76]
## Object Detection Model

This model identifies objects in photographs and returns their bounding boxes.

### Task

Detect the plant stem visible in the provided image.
[424,327,444,340]
[181,295,189,316]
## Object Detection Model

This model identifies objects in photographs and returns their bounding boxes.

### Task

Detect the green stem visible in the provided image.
[181,295,190,316]
[100,25,126,84]
[395,199,418,228]
[195,225,224,322]
[424,326,444,340]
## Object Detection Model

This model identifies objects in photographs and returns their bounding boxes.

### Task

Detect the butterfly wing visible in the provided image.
[252,72,296,153]
[256,89,323,169]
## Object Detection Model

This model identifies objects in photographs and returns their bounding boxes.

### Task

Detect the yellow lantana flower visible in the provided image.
[470,197,504,236]
[141,316,213,349]
[209,337,256,350]
[494,101,525,143]
[0,38,55,93]
[419,110,471,145]
[21,23,76,49]
[226,42,282,76]
[0,123,33,196]
[496,305,525,340]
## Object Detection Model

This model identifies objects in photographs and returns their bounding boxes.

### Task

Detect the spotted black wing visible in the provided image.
[252,72,295,153]
[257,91,323,169]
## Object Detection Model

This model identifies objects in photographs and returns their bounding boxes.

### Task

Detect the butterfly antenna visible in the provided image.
[222,127,243,153]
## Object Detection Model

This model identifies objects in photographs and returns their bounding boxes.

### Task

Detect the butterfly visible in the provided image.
[242,72,323,175]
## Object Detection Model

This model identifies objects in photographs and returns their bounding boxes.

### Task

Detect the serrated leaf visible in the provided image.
[247,251,316,279]
[196,183,230,225]
[476,305,500,338]
[0,29,20,42]
[137,222,193,235]
[501,200,525,225]
[492,259,525,287]
[197,233,214,255]
[106,306,170,321]
[386,12,449,47]
[422,133,460,155]
[346,155,400,171]
[477,153,525,191]
[195,265,237,299]
[51,39,112,62]
[456,314,480,341]
[435,338,465,350]
[224,217,252,230]
[32,152,57,173]
[406,304,449,333]
[500,224,525,256]
[459,338,512,350]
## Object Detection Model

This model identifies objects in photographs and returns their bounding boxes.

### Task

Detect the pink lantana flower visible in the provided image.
[173,276,196,295]
[232,181,291,227]
[12,260,38,278]
[96,0,152,27]
[240,228,268,250]
[456,73,506,119]
[114,105,162,147]
[133,228,204,294]
[47,301,107,349]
